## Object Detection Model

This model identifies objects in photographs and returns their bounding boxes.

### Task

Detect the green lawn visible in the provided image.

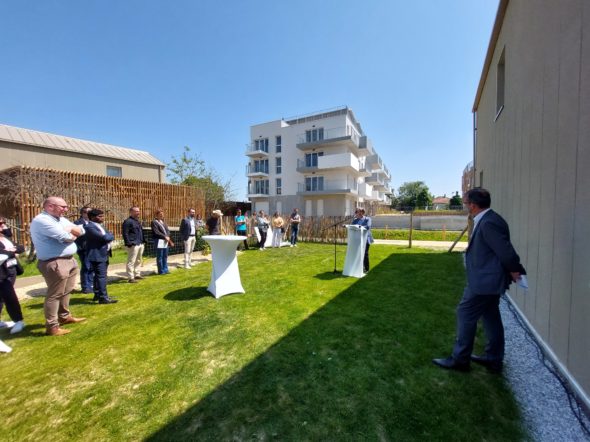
[1,244,525,441]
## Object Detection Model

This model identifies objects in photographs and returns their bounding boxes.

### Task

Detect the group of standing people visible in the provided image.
[249,208,301,250]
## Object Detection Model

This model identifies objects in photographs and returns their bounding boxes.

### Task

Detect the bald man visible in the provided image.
[30,197,87,336]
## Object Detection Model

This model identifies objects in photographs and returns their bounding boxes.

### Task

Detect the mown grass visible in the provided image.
[18,248,129,278]
[372,228,468,242]
[1,244,525,441]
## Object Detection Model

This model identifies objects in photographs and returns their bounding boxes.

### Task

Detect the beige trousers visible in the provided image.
[184,236,196,266]
[38,257,78,329]
[126,244,144,280]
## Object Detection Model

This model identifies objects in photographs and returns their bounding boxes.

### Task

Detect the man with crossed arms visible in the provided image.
[30,196,87,336]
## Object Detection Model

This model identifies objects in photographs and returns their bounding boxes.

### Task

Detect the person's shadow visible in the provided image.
[163,287,211,301]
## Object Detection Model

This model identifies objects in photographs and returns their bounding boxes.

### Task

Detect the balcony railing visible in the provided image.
[296,126,360,146]
[245,164,269,175]
[297,178,358,194]
[245,143,269,156]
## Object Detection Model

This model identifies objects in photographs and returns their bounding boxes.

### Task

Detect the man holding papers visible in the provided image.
[433,188,526,373]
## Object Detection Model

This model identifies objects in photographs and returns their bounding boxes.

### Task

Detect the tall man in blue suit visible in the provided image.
[433,188,526,373]
[85,209,117,304]
[74,206,94,294]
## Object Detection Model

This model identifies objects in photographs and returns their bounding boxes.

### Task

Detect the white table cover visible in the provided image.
[202,235,246,298]
[342,225,368,278]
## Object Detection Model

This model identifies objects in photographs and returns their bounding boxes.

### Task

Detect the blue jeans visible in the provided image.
[155,242,169,274]
[290,225,299,245]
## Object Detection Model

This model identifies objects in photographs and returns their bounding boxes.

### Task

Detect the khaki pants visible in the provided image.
[126,244,144,280]
[184,236,196,266]
[38,257,78,329]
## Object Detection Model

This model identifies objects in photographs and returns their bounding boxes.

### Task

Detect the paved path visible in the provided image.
[373,239,467,251]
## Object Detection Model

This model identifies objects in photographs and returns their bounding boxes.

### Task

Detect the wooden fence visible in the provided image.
[0,166,205,247]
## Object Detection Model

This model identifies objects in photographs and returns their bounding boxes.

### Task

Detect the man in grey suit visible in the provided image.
[433,188,526,373]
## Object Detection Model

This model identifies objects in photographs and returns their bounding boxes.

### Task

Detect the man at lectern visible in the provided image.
[351,208,374,273]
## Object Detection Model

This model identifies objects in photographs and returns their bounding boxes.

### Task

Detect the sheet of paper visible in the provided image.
[157,239,167,249]
[517,275,529,290]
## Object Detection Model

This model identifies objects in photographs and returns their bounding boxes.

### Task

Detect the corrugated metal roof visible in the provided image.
[0,123,165,166]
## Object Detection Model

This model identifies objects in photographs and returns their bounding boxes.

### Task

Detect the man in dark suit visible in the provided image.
[179,208,197,268]
[85,209,117,304]
[433,188,526,373]
[74,206,94,294]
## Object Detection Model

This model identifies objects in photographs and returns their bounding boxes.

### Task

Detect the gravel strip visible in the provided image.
[501,297,590,441]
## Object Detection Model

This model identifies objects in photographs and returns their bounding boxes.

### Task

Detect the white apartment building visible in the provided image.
[246,107,391,216]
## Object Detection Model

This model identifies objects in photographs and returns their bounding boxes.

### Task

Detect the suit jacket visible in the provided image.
[74,217,89,252]
[465,209,526,295]
[84,222,114,262]
[122,216,144,246]
[179,216,195,241]
[151,219,170,240]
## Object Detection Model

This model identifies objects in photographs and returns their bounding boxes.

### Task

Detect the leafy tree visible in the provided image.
[166,146,234,207]
[396,181,433,209]
[449,191,463,208]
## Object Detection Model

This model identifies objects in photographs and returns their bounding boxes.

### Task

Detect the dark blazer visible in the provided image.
[122,217,144,246]
[351,216,375,244]
[179,216,195,241]
[74,217,89,252]
[151,219,170,240]
[0,240,18,282]
[465,209,526,295]
[84,222,115,262]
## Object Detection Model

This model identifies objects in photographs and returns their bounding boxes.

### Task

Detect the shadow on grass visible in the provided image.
[164,287,211,302]
[314,271,347,281]
[146,251,524,441]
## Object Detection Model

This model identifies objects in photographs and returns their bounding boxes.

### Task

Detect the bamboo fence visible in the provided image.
[0,166,205,247]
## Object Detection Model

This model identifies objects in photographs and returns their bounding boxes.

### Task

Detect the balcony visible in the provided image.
[245,143,269,157]
[366,153,383,171]
[365,172,384,187]
[245,164,269,177]
[296,178,358,196]
[296,154,370,176]
[247,187,270,199]
[296,127,366,155]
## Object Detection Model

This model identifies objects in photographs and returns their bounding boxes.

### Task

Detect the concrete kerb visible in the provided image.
[14,251,212,302]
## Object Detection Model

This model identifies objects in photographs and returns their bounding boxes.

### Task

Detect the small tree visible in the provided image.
[396,181,433,209]
[166,146,235,209]
[449,191,462,209]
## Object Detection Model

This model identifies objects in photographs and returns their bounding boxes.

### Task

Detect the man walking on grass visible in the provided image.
[433,188,526,373]
[122,206,145,283]
[30,196,87,336]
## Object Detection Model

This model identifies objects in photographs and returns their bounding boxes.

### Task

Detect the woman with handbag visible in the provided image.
[0,217,26,335]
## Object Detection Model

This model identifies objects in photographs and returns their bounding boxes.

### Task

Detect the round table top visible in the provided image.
[202,235,245,241]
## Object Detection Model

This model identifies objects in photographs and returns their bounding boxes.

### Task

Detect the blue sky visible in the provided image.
[0,1,498,200]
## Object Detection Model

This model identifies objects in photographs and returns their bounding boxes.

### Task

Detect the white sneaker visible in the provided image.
[0,321,15,329]
[184,265,190,269]
[10,321,25,334]
[0,339,12,353]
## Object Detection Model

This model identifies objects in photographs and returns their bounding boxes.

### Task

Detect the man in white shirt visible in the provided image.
[30,196,87,336]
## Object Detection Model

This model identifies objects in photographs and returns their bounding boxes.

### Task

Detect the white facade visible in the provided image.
[246,107,392,216]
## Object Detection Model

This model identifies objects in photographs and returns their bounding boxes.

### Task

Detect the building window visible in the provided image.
[106,166,122,177]
[276,136,282,153]
[255,138,269,152]
[254,159,269,173]
[276,178,282,195]
[496,47,505,119]
[305,128,324,142]
[255,180,269,194]
[305,152,323,167]
[276,157,282,174]
[305,176,324,191]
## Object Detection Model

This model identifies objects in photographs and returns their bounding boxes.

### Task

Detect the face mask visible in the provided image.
[1,228,12,238]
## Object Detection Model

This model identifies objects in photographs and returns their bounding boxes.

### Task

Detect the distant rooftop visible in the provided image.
[0,123,165,166]
[284,106,364,135]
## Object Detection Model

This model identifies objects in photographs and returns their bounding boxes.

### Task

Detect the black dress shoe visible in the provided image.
[470,354,503,373]
[98,298,118,304]
[432,356,470,372]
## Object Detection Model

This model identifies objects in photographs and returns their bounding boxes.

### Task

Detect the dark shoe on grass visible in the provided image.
[432,356,470,372]
[98,298,118,304]
[470,354,503,373]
